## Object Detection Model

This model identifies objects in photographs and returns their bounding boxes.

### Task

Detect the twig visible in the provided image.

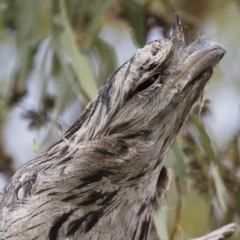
[190,223,237,240]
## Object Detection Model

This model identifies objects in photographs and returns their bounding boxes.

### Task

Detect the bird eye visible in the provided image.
[136,74,159,92]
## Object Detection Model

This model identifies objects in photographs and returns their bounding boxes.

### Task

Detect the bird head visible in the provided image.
[65,18,225,158]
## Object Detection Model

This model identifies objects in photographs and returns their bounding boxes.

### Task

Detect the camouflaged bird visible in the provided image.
[0,19,225,240]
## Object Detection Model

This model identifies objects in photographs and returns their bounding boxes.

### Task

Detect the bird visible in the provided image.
[0,18,225,240]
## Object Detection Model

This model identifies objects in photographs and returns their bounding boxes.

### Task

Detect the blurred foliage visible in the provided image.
[0,0,239,239]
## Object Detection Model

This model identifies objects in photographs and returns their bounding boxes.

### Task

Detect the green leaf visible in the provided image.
[124,0,146,46]
[10,0,41,96]
[191,116,216,164]
[191,117,227,212]
[93,37,117,87]
[58,0,98,100]
[212,164,227,212]
[154,208,169,240]
[234,189,240,213]
[55,50,82,106]
[16,0,40,43]
[172,140,186,189]
[83,0,117,50]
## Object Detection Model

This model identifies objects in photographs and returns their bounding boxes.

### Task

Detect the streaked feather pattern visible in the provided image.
[0,18,225,240]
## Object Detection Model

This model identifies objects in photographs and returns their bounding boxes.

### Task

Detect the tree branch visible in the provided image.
[190,223,237,240]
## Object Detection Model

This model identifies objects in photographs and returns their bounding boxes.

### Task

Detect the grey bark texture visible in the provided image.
[0,19,229,240]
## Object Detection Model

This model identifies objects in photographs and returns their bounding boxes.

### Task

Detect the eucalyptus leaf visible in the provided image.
[15,0,40,43]
[124,0,146,46]
[93,37,117,87]
[10,0,41,98]
[234,189,240,213]
[172,140,186,189]
[154,208,169,240]
[55,52,80,114]
[58,0,98,100]
[83,0,117,50]
[211,163,227,213]
[191,116,216,164]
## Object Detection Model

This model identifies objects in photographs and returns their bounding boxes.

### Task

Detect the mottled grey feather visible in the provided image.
[0,19,225,240]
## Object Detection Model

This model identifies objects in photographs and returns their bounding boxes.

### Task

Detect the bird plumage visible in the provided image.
[0,19,225,240]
